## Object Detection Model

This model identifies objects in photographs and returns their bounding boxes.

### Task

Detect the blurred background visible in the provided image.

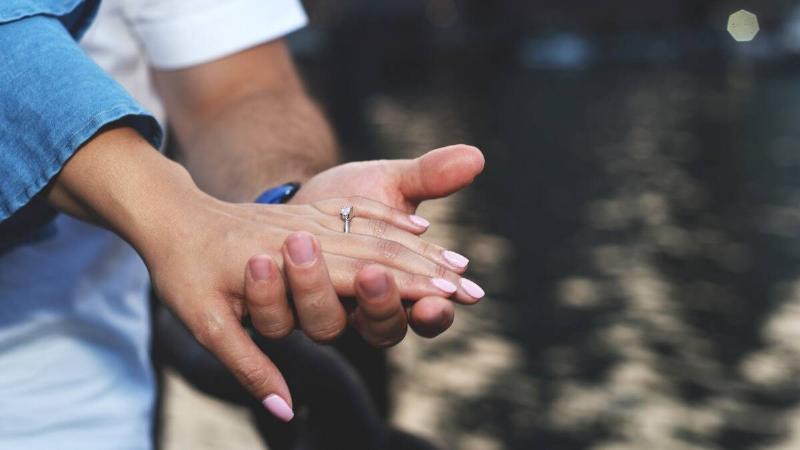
[158,1,800,449]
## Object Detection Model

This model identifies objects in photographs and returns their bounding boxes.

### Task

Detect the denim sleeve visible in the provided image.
[0,0,99,38]
[0,14,163,222]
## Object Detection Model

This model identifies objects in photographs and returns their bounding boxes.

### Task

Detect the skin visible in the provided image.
[45,126,483,417]
[44,39,485,419]
[152,39,485,342]
[291,144,486,338]
[152,39,337,202]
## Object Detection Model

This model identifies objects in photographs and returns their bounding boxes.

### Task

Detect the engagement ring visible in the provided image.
[340,206,353,233]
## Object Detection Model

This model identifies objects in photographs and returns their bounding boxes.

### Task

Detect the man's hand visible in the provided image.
[153,37,487,341]
[246,237,412,351]
[290,144,486,338]
[47,128,473,423]
[291,144,485,212]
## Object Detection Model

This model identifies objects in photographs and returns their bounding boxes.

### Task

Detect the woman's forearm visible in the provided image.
[46,126,206,260]
[41,125,476,417]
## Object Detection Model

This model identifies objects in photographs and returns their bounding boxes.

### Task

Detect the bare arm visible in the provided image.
[45,126,468,419]
[151,38,487,339]
[152,39,337,202]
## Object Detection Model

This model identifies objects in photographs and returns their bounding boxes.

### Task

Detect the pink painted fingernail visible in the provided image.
[460,278,485,299]
[409,215,430,228]
[432,278,457,293]
[442,250,469,268]
[263,394,294,422]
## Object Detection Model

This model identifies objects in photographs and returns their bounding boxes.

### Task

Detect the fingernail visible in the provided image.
[249,257,272,281]
[361,271,390,298]
[460,278,485,299]
[431,278,457,294]
[287,233,316,265]
[409,215,430,228]
[262,394,294,422]
[442,250,469,268]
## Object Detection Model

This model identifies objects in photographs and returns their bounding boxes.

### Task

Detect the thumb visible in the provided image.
[195,309,294,422]
[396,144,485,202]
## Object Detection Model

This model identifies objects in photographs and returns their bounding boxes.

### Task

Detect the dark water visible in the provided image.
[293,7,800,444]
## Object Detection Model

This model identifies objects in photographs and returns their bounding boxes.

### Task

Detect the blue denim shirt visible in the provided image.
[0,5,163,448]
[0,0,162,225]
[0,1,95,37]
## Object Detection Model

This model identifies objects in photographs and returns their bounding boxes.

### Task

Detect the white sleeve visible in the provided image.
[122,0,307,70]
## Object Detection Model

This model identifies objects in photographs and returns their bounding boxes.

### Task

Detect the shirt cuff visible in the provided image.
[0,14,162,222]
[131,0,308,70]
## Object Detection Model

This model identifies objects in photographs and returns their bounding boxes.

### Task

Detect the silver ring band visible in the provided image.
[340,206,353,233]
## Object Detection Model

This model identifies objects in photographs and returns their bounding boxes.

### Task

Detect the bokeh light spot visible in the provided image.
[727,10,760,42]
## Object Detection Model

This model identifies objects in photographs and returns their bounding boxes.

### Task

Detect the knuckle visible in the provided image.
[308,318,346,343]
[251,299,288,318]
[192,313,227,348]
[369,219,388,238]
[417,240,433,258]
[432,263,449,279]
[252,307,295,339]
[247,285,280,307]
[232,356,270,391]
[393,270,413,290]
[376,239,403,261]
[256,321,295,339]
[433,264,450,278]
[298,284,331,307]
[348,258,368,275]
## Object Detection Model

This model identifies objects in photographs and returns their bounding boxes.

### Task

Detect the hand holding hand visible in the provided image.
[289,144,486,337]
[47,128,477,423]
[148,194,480,421]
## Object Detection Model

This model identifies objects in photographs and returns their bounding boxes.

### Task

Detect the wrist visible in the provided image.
[123,161,213,263]
[48,127,210,259]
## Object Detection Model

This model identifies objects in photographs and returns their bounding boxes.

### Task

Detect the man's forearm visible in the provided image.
[173,89,338,203]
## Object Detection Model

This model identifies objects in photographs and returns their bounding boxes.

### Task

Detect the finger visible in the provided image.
[352,265,408,347]
[320,233,482,303]
[245,255,294,339]
[283,231,348,343]
[320,215,468,273]
[314,196,430,234]
[322,252,478,304]
[407,296,455,338]
[193,307,294,422]
[394,145,485,203]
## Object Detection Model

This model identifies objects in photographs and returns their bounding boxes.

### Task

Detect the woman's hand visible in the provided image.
[289,144,486,337]
[143,195,477,419]
[47,127,472,422]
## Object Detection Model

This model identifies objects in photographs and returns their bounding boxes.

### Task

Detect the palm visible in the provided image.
[290,145,484,212]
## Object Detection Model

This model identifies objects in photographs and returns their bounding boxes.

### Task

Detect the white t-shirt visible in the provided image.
[0,1,306,448]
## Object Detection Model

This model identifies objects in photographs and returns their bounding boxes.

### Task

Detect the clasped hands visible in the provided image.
[150,144,485,420]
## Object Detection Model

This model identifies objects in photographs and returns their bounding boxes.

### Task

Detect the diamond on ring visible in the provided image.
[340,206,353,233]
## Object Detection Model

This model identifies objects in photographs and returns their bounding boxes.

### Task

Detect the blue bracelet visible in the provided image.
[254,182,301,204]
